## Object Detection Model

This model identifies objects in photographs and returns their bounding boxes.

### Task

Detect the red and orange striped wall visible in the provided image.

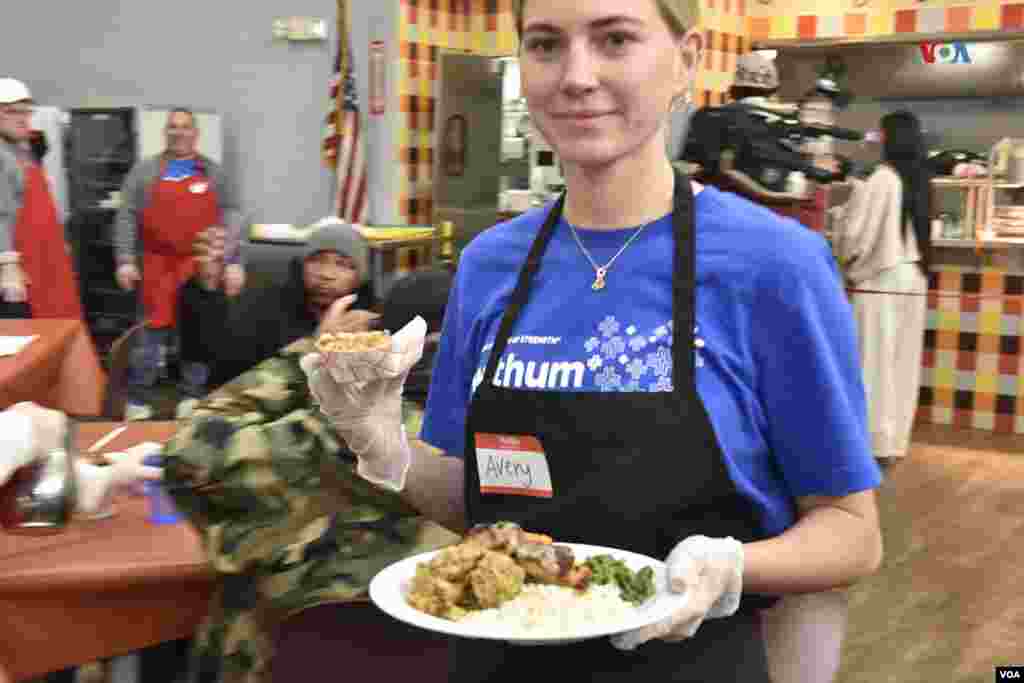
[749,1,1024,41]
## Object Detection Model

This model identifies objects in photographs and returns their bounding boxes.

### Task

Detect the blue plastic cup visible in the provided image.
[144,480,181,524]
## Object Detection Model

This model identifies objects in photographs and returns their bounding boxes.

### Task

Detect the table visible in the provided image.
[0,319,107,417]
[0,422,214,681]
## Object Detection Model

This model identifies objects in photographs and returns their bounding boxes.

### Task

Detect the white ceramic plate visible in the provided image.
[369,543,686,645]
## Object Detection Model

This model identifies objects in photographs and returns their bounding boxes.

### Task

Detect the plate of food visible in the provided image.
[369,522,686,645]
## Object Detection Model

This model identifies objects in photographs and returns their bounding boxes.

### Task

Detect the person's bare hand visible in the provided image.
[116,264,140,291]
[0,262,28,302]
[316,295,381,335]
[194,227,226,291]
[224,264,246,297]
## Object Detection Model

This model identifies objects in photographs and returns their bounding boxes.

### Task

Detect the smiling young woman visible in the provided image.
[302,2,884,682]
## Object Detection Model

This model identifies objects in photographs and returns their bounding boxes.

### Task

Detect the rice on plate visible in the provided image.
[458,583,636,638]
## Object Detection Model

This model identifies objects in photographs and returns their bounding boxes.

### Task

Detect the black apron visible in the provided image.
[452,169,775,682]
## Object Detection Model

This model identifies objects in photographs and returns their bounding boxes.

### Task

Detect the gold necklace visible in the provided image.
[567,220,652,291]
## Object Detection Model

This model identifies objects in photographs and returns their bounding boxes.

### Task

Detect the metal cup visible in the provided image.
[0,422,78,534]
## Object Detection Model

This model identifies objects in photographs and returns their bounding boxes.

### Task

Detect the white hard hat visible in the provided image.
[0,79,32,105]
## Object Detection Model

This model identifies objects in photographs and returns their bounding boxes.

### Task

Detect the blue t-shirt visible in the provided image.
[162,158,198,181]
[421,186,881,536]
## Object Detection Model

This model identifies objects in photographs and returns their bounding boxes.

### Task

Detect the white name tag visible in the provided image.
[189,181,208,194]
[474,433,553,498]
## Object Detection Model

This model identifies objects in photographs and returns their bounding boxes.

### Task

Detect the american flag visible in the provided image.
[323,0,367,224]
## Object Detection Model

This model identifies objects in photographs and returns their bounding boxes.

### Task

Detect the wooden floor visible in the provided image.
[838,423,1024,683]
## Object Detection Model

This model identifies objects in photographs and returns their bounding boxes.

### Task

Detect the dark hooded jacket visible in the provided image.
[177,257,373,390]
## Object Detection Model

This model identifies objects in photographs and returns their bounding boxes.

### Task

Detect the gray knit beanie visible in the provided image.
[303,217,369,284]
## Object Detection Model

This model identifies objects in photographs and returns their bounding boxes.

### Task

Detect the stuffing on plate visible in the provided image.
[406,522,655,621]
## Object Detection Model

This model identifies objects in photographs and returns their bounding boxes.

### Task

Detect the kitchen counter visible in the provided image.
[916,243,1024,434]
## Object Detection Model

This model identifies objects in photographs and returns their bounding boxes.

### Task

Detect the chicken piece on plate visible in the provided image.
[427,542,486,583]
[468,550,526,609]
[464,522,553,553]
[514,543,592,590]
[407,564,467,618]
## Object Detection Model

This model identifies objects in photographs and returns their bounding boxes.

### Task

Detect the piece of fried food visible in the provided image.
[315,330,391,353]
[468,550,526,609]
[408,564,467,618]
[427,542,486,583]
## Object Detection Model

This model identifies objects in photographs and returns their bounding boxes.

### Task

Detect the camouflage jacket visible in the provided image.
[163,338,458,683]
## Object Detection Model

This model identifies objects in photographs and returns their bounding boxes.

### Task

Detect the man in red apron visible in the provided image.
[0,78,83,320]
[114,108,244,421]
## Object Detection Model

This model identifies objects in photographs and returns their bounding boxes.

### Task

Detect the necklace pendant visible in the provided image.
[592,268,607,291]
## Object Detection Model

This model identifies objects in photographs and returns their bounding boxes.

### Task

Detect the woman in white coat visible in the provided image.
[833,110,933,463]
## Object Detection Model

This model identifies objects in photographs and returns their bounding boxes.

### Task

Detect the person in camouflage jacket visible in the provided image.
[162,334,457,683]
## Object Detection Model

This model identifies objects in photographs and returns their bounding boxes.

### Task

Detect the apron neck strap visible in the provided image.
[481,192,565,388]
[480,168,697,392]
[670,166,696,385]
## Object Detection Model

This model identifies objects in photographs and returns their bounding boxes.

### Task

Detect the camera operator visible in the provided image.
[683,52,836,231]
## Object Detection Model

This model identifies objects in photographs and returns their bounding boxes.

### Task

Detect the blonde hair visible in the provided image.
[511,0,700,38]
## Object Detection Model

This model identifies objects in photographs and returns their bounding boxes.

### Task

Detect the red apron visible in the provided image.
[13,160,83,319]
[139,163,221,328]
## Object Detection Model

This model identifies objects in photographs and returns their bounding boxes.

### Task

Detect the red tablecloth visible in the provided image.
[0,422,213,681]
[0,319,106,417]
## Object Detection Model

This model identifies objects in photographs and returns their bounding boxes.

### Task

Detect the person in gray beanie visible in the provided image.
[175,218,377,412]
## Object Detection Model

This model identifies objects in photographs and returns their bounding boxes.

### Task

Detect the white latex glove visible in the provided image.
[116,263,141,291]
[0,402,67,485]
[0,261,28,303]
[74,442,164,514]
[223,263,246,297]
[611,536,744,650]
[300,306,427,492]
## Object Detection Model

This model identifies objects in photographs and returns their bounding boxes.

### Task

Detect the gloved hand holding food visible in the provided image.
[74,442,164,515]
[610,535,744,650]
[300,295,426,492]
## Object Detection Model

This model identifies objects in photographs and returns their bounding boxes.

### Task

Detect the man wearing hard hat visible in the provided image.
[0,78,82,319]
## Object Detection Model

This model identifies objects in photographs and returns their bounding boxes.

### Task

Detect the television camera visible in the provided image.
[681,77,864,199]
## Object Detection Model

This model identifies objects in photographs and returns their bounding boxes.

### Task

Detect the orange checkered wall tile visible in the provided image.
[918,264,1024,434]
[395,0,751,224]
[748,1,1024,41]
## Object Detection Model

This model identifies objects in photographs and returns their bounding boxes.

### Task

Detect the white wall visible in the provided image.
[1,0,343,227]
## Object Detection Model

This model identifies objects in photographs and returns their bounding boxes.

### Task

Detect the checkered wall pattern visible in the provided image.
[918,266,1024,434]
[750,2,1024,41]
[395,0,751,224]
[396,0,516,225]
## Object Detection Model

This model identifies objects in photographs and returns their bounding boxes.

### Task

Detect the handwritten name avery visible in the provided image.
[484,454,535,488]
